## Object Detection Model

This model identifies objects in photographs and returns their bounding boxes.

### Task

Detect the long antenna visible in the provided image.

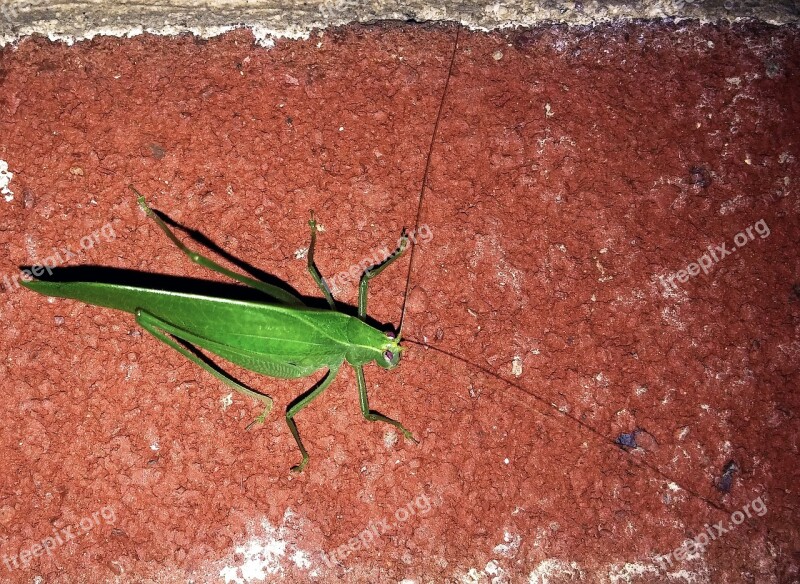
[399,27,460,336]
[394,29,738,525]
[404,339,735,517]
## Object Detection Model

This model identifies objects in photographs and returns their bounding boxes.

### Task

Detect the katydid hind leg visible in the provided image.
[131,186,304,306]
[135,309,274,426]
[305,211,337,310]
[355,366,417,443]
[285,364,341,472]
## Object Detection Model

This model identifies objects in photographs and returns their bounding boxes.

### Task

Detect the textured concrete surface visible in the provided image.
[0,0,798,46]
[1,20,798,584]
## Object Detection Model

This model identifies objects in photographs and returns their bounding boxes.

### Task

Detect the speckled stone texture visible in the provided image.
[0,22,798,583]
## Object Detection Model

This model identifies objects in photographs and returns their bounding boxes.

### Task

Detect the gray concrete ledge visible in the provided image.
[0,0,798,47]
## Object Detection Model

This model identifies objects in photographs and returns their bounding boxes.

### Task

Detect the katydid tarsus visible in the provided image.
[22,188,417,473]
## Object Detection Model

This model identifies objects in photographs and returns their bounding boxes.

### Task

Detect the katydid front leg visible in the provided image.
[358,231,409,319]
[303,218,417,447]
[355,366,418,443]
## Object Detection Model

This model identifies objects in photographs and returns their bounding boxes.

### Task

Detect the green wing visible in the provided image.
[22,280,351,379]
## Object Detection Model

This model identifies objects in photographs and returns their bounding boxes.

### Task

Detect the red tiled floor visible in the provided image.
[0,22,797,583]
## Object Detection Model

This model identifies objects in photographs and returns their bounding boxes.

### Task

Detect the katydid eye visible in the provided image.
[386,332,396,340]
[384,350,394,362]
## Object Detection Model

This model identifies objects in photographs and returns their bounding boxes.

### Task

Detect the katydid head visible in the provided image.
[376,331,403,369]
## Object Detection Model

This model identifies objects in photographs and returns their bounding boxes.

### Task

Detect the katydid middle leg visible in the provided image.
[285,364,341,472]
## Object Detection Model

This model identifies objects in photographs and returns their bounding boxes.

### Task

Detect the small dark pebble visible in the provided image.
[715,460,738,493]
[689,165,712,188]
[149,143,166,160]
[615,429,640,449]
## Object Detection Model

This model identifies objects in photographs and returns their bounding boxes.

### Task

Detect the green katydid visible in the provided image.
[21,187,418,472]
[21,30,460,474]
